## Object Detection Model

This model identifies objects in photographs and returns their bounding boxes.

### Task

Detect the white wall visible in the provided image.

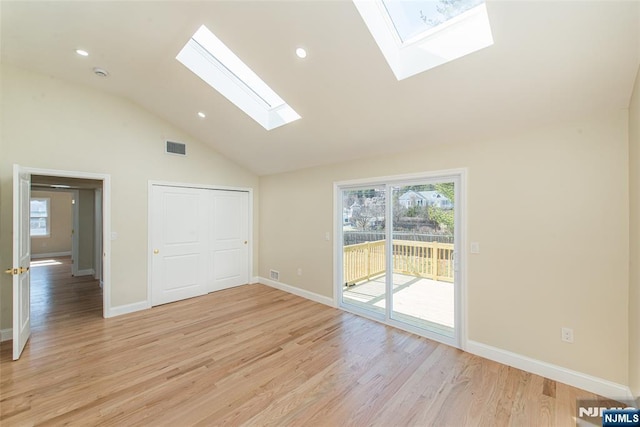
[259,110,629,386]
[30,190,72,256]
[629,65,640,398]
[0,64,260,328]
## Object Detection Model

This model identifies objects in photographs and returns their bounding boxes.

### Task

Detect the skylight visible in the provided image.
[176,25,300,131]
[354,0,493,80]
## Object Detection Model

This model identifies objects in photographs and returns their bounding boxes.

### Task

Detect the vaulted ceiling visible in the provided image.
[2,1,639,175]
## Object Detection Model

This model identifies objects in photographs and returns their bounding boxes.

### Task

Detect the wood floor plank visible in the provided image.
[0,257,616,426]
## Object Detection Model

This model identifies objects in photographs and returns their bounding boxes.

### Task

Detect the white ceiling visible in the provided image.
[2,1,639,175]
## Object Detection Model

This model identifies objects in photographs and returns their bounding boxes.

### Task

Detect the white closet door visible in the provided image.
[208,190,249,292]
[151,186,209,306]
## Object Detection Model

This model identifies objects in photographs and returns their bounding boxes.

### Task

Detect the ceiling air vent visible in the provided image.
[165,140,186,156]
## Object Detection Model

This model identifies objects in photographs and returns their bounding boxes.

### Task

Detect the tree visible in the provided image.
[422,0,483,27]
[436,0,482,20]
[353,211,371,230]
[392,189,406,224]
[434,182,454,204]
[406,206,420,218]
[428,206,454,232]
[352,201,385,231]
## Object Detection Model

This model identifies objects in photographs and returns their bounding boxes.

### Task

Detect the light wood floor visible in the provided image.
[0,258,612,426]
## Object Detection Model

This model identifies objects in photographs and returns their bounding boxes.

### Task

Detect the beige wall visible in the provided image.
[0,64,260,328]
[1,62,634,392]
[77,189,95,272]
[30,190,72,256]
[259,111,630,385]
[629,65,640,398]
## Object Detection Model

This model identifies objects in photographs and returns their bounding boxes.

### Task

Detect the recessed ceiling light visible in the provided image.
[295,47,307,59]
[93,67,109,78]
[75,49,89,57]
[197,111,206,118]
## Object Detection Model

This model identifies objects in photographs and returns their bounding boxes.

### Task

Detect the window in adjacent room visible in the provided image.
[30,197,50,237]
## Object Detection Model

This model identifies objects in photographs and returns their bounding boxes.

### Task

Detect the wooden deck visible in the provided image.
[0,257,614,425]
[343,274,454,334]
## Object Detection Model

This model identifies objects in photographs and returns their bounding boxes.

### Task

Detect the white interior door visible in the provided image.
[151,186,208,306]
[12,165,31,360]
[208,191,249,292]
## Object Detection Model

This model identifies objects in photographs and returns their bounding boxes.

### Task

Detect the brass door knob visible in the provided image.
[153,249,159,254]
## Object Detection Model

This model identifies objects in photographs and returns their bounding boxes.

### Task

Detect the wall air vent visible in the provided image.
[270,269,280,281]
[165,140,186,156]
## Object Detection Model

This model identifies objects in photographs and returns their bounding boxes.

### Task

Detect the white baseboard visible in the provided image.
[465,340,634,402]
[107,300,150,318]
[251,276,260,285]
[75,269,95,277]
[31,251,71,259]
[259,277,335,307]
[0,328,12,342]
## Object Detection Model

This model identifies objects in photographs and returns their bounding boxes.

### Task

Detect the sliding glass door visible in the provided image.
[390,182,456,338]
[338,173,462,346]
[341,186,386,316]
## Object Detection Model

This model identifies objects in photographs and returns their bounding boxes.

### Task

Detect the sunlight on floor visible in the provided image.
[343,274,455,330]
[30,259,63,267]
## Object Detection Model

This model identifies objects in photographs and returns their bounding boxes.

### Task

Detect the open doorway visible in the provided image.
[29,176,105,325]
[9,165,111,360]
[31,176,104,282]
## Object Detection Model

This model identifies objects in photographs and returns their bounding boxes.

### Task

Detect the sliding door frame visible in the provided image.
[333,169,467,349]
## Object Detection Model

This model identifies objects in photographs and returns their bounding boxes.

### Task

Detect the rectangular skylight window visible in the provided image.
[354,0,493,80]
[381,0,483,43]
[176,25,300,130]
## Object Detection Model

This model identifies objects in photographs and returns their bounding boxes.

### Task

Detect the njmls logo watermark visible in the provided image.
[577,399,640,426]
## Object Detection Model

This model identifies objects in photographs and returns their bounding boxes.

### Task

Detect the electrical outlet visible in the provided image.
[561,327,574,343]
[297,268,302,276]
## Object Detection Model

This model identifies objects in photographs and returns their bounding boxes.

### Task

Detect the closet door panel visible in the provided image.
[208,190,249,292]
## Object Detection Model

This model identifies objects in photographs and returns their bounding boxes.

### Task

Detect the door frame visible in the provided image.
[147,180,254,306]
[94,188,103,285]
[16,165,112,318]
[71,189,80,277]
[333,168,467,349]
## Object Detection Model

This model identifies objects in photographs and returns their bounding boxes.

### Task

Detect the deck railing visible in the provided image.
[343,240,454,285]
